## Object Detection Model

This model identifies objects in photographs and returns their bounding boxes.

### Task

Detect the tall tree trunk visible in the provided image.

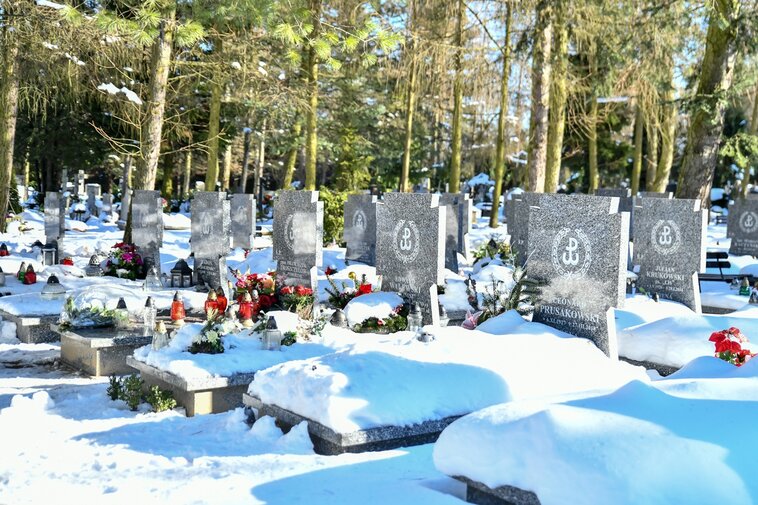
[448,0,465,194]
[282,121,301,190]
[221,142,232,191]
[254,118,267,199]
[544,0,567,194]
[489,3,512,228]
[205,42,223,191]
[631,105,644,195]
[0,2,20,232]
[399,0,417,193]
[587,48,599,193]
[240,128,252,192]
[182,150,192,198]
[526,0,553,193]
[304,0,322,191]
[676,0,740,205]
[134,3,175,190]
[644,119,658,191]
[739,84,758,197]
[161,152,174,198]
[22,150,30,202]
[653,72,677,193]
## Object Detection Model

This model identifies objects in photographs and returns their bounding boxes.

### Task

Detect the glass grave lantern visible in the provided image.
[41,275,67,300]
[115,297,130,328]
[0,243,9,257]
[237,291,254,328]
[330,308,348,328]
[143,266,164,292]
[438,304,449,327]
[170,259,193,288]
[170,291,186,326]
[407,302,423,333]
[152,321,170,350]
[42,242,58,266]
[262,316,283,351]
[84,255,104,277]
[142,296,157,336]
[0,266,5,287]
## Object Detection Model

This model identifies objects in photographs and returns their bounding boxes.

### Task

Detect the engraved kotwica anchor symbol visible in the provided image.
[562,237,580,266]
[658,225,672,245]
[399,226,413,251]
[745,213,755,229]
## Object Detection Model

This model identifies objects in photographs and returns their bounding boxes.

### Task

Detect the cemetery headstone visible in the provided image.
[86,184,101,218]
[44,192,65,244]
[633,197,706,312]
[597,188,634,260]
[102,193,113,217]
[343,194,377,266]
[509,192,544,266]
[728,199,758,257]
[528,194,629,358]
[272,191,323,290]
[131,190,163,274]
[60,169,68,193]
[230,193,256,250]
[638,191,673,199]
[376,193,445,325]
[457,194,472,258]
[438,193,462,272]
[76,170,85,195]
[191,191,231,293]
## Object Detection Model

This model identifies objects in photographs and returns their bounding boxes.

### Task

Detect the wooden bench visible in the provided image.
[698,251,754,286]
[714,215,728,225]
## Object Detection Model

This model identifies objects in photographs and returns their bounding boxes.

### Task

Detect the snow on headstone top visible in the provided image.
[633,197,706,312]
[528,193,629,359]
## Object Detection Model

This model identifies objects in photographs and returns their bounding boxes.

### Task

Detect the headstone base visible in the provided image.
[127,357,255,417]
[454,476,541,505]
[242,393,461,455]
[0,310,59,343]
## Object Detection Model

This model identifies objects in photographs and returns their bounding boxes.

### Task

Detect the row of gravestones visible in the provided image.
[508,192,707,359]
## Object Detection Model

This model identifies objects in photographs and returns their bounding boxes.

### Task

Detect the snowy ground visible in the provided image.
[2,206,758,504]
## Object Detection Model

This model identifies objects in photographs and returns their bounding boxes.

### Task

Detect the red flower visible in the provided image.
[61,257,74,266]
[259,294,274,309]
[325,266,337,276]
[709,331,727,343]
[295,285,313,296]
[280,286,295,295]
[357,284,372,295]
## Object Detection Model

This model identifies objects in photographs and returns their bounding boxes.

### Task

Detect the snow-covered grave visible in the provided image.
[433,357,758,505]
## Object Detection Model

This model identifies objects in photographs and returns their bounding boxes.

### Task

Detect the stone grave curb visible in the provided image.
[0,309,59,344]
[454,476,541,505]
[243,393,461,455]
[53,324,152,376]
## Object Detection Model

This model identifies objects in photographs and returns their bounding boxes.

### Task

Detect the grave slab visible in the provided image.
[727,199,758,257]
[55,324,151,376]
[528,194,628,358]
[0,309,59,344]
[128,357,255,417]
[454,476,541,505]
[633,197,706,312]
[242,393,461,455]
[343,194,377,266]
[376,193,445,325]
[272,191,323,290]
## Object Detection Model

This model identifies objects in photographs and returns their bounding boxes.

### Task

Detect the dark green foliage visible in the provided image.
[146,385,177,413]
[282,331,297,346]
[107,375,124,401]
[320,188,348,246]
[352,313,408,334]
[122,374,144,411]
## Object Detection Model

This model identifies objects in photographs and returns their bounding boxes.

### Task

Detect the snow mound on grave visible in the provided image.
[0,320,18,343]
[249,318,647,433]
[439,280,473,313]
[343,292,403,327]
[65,219,89,232]
[618,314,758,368]
[163,213,191,230]
[472,263,516,290]
[614,295,694,331]
[433,380,758,505]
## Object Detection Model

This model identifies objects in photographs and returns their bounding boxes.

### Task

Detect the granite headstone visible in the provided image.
[76,170,85,195]
[272,191,323,290]
[191,191,231,293]
[638,191,673,199]
[230,193,256,250]
[86,184,101,217]
[376,193,445,325]
[101,193,113,217]
[457,194,473,258]
[343,194,377,266]
[633,197,706,312]
[44,192,65,243]
[131,190,163,274]
[727,199,758,257]
[528,194,629,358]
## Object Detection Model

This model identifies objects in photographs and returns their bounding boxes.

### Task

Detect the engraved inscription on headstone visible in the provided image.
[230,193,256,250]
[633,197,706,312]
[272,191,323,290]
[343,194,377,265]
[131,190,163,274]
[376,193,445,325]
[191,192,231,293]
[728,199,758,257]
[528,194,629,359]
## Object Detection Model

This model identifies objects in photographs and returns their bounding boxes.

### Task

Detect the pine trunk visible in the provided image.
[526,1,553,193]
[449,0,465,194]
[653,73,677,193]
[182,151,192,198]
[0,2,20,232]
[631,105,644,195]
[644,120,658,191]
[544,0,567,194]
[304,0,322,191]
[740,84,758,197]
[676,0,740,205]
[587,49,599,193]
[240,129,252,192]
[134,4,175,190]
[254,118,267,199]
[221,142,232,191]
[489,4,512,228]
[282,121,301,190]
[205,50,223,191]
